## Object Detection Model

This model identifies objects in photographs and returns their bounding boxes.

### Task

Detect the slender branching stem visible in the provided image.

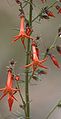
[32,1,58,22]
[25,0,33,119]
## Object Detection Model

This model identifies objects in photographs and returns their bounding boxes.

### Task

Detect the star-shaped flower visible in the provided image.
[24,42,48,74]
[0,68,19,111]
[12,14,34,49]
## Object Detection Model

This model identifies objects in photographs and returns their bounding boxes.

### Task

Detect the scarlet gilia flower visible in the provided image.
[45,10,55,17]
[56,45,61,55]
[49,54,60,68]
[55,5,61,14]
[0,68,20,111]
[12,14,34,49]
[24,41,48,74]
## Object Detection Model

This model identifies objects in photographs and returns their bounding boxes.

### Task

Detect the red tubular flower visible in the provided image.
[56,45,61,55]
[0,68,20,111]
[12,14,34,49]
[46,10,55,17]
[24,42,48,74]
[49,54,60,68]
[55,5,61,14]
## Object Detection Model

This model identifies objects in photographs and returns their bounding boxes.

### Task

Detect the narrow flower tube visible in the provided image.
[12,14,34,49]
[24,41,48,74]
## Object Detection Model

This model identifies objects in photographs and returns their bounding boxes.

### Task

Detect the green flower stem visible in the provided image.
[16,81,26,115]
[23,0,36,7]
[43,34,58,58]
[45,99,61,119]
[25,0,33,119]
[45,105,57,119]
[47,1,58,10]
[32,1,57,22]
[49,35,58,50]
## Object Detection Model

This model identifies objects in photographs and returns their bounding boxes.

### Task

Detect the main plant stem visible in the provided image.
[25,0,32,119]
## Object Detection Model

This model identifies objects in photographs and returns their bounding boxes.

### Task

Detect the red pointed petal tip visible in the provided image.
[38,63,48,69]
[0,92,7,100]
[21,39,26,49]
[12,35,20,43]
[8,95,14,111]
[22,62,33,69]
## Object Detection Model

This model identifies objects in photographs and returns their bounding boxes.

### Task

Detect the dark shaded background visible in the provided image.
[0,0,61,119]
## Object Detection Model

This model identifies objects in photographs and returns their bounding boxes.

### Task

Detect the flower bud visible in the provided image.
[49,54,60,68]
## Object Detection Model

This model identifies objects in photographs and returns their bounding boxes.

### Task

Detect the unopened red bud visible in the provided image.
[46,10,55,17]
[49,54,60,68]
[15,75,20,81]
